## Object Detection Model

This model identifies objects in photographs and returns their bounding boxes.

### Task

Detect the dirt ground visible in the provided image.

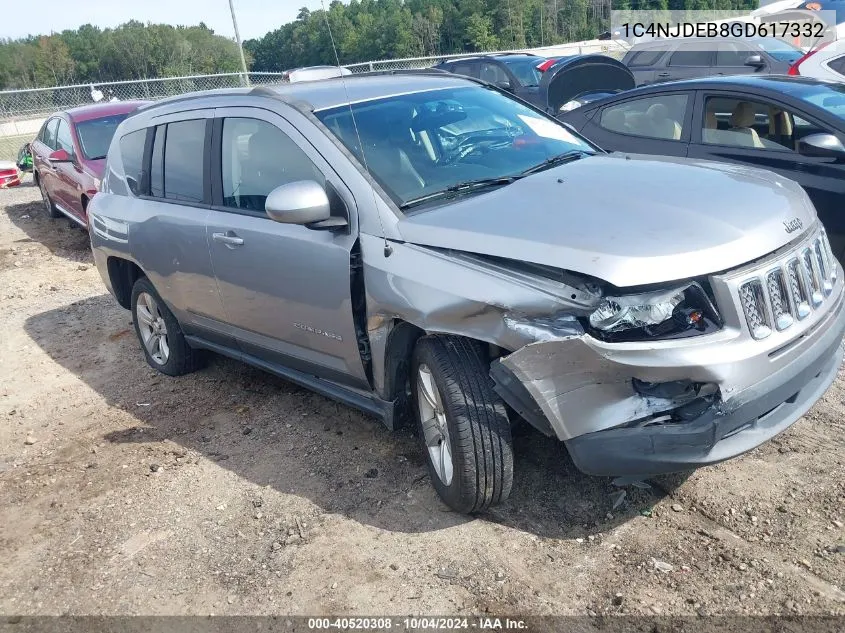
[0,178,843,620]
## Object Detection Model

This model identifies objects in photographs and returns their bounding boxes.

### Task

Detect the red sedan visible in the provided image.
[31,101,149,227]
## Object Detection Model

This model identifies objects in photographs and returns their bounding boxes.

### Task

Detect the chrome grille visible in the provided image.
[786,258,811,320]
[766,269,793,331]
[739,280,771,340]
[802,247,824,306]
[738,231,837,340]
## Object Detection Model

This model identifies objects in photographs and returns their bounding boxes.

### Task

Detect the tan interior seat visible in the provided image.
[768,107,795,149]
[702,108,722,145]
[646,103,682,140]
[729,102,764,148]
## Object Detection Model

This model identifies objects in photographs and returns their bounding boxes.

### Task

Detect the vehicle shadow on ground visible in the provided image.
[3,197,92,262]
[24,294,685,538]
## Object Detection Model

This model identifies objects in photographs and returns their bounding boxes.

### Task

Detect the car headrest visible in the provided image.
[646,103,669,120]
[603,108,626,130]
[730,102,756,128]
[248,132,276,160]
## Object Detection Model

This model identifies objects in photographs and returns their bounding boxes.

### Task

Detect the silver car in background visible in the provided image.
[88,73,845,513]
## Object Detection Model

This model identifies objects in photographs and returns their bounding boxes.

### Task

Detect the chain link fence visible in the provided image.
[0,42,628,162]
[344,40,627,73]
[0,72,288,162]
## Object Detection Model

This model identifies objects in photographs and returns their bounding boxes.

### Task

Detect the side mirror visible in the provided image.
[48,148,71,163]
[495,80,513,92]
[744,54,765,68]
[265,180,333,226]
[798,132,845,159]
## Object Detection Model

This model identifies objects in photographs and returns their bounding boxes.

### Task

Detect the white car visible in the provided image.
[281,66,353,83]
[788,40,845,80]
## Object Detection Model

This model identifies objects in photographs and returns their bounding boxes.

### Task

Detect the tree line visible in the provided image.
[245,0,757,71]
[0,0,757,90]
[0,21,246,89]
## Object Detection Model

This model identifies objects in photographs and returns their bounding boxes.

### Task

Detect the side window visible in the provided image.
[55,120,75,157]
[701,96,804,150]
[451,62,478,78]
[220,117,324,212]
[43,118,59,149]
[827,55,845,78]
[599,94,688,140]
[669,44,713,67]
[149,124,165,198]
[479,62,508,85]
[119,129,148,196]
[162,119,206,203]
[715,42,753,67]
[627,49,664,67]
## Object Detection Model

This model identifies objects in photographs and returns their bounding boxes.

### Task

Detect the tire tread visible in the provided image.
[414,335,513,512]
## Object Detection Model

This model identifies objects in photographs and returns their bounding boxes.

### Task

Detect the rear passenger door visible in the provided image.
[624,48,667,86]
[664,44,715,82]
[206,107,369,389]
[131,112,233,347]
[713,42,759,78]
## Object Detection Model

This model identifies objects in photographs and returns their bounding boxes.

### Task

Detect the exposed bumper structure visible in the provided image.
[492,243,845,477]
[565,330,843,476]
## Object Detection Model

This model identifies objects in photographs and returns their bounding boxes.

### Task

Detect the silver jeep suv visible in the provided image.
[89,72,845,513]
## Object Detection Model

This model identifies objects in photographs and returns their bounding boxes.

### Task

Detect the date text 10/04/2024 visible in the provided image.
[306,617,528,630]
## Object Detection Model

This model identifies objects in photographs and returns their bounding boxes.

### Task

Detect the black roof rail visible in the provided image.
[130,87,250,115]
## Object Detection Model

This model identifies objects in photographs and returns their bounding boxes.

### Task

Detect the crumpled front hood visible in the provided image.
[397,153,818,287]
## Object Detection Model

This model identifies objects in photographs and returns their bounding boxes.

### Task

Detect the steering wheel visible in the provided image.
[441,133,516,165]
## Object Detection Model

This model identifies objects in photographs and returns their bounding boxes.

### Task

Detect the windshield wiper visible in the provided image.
[520,150,590,176]
[399,176,521,210]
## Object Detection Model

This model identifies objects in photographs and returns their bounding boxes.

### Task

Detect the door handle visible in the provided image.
[212,232,244,248]
[657,72,670,77]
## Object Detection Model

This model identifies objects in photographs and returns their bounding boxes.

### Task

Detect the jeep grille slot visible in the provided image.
[766,269,793,331]
[787,258,811,320]
[739,230,837,340]
[739,280,771,340]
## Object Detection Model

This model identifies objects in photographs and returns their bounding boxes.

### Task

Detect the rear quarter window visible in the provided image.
[828,55,845,78]
[119,129,148,196]
[162,119,206,203]
[627,50,665,67]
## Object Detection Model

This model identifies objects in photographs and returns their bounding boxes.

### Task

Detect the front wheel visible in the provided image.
[411,335,514,513]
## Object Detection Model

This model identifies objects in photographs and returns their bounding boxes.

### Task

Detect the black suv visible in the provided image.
[622,37,804,86]
[435,53,636,115]
[433,54,546,107]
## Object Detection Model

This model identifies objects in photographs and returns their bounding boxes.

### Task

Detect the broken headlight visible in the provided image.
[588,283,722,342]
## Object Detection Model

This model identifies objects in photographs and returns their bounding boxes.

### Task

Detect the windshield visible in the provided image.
[753,37,803,63]
[315,86,595,208]
[503,58,543,87]
[791,82,845,121]
[75,114,129,160]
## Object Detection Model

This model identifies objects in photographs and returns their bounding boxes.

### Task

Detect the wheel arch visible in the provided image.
[107,256,145,310]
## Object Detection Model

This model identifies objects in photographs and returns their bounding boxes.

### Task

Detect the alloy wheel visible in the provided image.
[136,292,170,365]
[416,363,454,485]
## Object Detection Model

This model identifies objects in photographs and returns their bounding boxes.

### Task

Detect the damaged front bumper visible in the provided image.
[491,271,845,477]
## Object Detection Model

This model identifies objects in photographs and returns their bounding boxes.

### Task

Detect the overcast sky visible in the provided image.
[2,0,325,41]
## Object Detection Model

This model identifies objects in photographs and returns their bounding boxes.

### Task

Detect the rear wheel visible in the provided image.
[131,277,203,376]
[411,335,513,513]
[37,174,62,219]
